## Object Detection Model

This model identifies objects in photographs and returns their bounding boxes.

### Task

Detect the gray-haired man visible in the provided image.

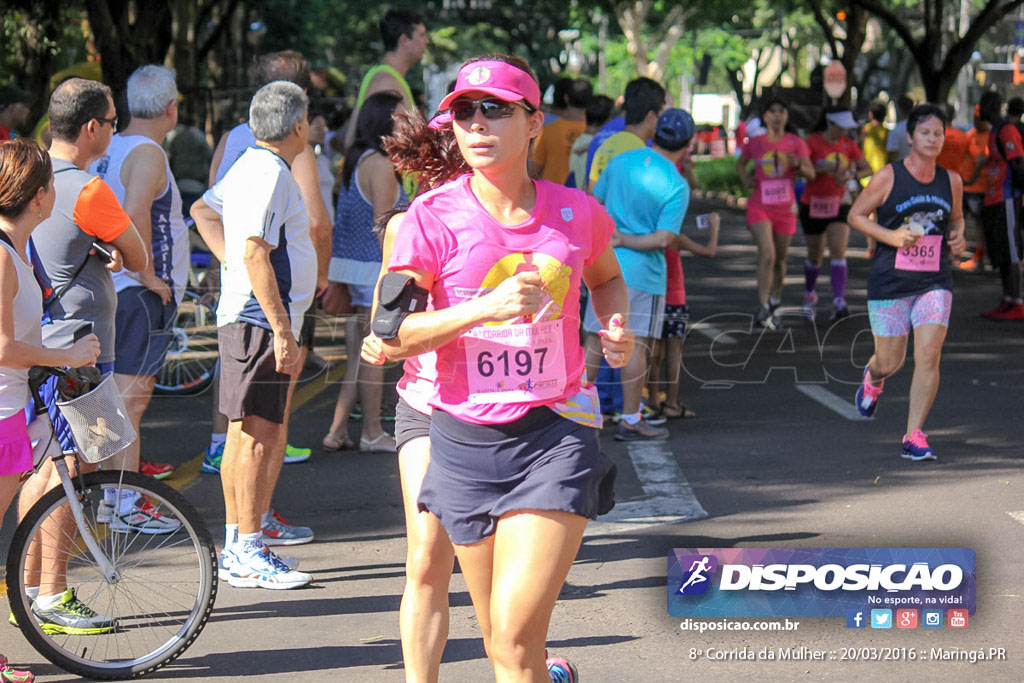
[191,81,315,589]
[90,64,184,503]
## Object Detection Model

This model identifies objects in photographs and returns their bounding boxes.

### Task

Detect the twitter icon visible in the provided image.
[870,609,892,629]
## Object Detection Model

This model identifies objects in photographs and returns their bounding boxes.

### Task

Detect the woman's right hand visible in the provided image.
[67,334,101,368]
[889,226,921,250]
[484,271,543,322]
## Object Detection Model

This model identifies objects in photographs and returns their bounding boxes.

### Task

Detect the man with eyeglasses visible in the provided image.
[15,77,151,636]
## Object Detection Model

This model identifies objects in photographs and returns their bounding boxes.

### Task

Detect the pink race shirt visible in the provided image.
[397,352,437,416]
[743,133,810,209]
[801,133,863,201]
[389,175,614,425]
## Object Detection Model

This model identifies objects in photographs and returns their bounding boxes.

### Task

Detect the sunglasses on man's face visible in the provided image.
[449,98,530,122]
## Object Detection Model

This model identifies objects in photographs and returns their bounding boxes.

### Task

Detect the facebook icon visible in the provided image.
[845,610,867,629]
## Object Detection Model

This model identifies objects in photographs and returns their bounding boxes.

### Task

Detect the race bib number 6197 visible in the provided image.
[463,319,566,404]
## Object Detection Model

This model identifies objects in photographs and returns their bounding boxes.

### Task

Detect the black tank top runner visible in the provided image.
[868,160,954,300]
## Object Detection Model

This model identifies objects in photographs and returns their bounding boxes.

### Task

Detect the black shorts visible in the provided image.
[218,322,291,424]
[981,199,1023,267]
[799,202,851,236]
[964,192,984,218]
[300,306,316,349]
[114,286,178,376]
[662,304,689,339]
[394,397,431,452]
[419,407,617,545]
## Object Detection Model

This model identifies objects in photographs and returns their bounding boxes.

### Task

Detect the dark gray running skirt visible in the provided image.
[418,407,616,545]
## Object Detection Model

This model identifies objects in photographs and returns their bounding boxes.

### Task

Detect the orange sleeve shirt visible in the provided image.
[531,119,586,184]
[936,127,970,177]
[73,177,131,243]
[964,129,989,194]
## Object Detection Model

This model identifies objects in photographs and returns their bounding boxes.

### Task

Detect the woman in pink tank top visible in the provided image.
[378,55,632,681]
[737,97,815,329]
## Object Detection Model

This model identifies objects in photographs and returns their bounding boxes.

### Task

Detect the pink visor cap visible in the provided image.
[437,60,541,113]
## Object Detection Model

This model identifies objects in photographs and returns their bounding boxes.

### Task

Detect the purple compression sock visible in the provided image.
[804,259,820,294]
[831,259,848,303]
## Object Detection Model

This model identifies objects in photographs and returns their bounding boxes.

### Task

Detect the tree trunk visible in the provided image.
[613,0,691,79]
[84,0,174,102]
[851,0,1024,103]
[10,6,62,131]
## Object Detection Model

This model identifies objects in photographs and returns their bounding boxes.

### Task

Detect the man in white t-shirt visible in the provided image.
[191,81,316,589]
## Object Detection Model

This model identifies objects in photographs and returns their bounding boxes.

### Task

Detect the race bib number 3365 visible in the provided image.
[895,234,942,272]
[464,319,566,404]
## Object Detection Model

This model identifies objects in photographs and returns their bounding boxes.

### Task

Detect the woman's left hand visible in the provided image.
[361,332,387,365]
[947,228,966,256]
[598,313,634,369]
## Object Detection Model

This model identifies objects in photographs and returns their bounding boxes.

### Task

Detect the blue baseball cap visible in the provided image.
[656,108,695,150]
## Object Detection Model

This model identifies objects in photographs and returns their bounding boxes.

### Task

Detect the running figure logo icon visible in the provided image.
[676,555,717,595]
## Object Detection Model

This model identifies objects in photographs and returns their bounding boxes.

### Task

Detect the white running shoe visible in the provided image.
[219,549,298,581]
[108,499,182,535]
[802,292,817,320]
[226,547,312,589]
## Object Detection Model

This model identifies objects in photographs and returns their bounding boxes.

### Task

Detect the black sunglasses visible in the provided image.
[95,116,118,128]
[449,98,532,122]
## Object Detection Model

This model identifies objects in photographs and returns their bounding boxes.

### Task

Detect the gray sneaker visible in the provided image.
[754,305,777,330]
[615,418,670,441]
[262,509,314,546]
[31,588,117,635]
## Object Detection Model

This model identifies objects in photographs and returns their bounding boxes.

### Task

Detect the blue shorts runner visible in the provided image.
[114,286,178,376]
[419,407,616,545]
[867,288,953,337]
[583,285,665,339]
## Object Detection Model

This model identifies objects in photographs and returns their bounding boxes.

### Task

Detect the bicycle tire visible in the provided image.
[6,470,217,679]
[154,291,218,396]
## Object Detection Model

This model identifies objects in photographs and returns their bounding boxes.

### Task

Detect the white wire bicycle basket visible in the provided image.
[56,375,137,463]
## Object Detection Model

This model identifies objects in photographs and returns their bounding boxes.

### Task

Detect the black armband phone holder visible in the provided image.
[371,273,429,340]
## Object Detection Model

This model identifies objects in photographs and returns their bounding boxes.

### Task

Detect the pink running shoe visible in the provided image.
[855,366,883,418]
[546,654,579,682]
[901,430,937,461]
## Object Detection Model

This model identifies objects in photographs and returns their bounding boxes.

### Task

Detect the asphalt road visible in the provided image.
[3,199,1022,682]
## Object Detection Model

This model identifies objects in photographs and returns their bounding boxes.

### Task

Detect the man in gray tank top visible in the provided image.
[19,77,151,635]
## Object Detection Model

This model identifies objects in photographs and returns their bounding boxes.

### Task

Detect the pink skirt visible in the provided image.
[0,411,32,476]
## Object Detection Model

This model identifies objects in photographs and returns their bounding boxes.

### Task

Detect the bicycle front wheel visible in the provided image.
[6,471,217,679]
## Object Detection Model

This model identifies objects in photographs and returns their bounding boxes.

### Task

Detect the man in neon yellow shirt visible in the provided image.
[345,9,428,150]
[587,78,666,192]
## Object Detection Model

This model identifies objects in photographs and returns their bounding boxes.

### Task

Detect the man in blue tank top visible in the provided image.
[90,64,188,516]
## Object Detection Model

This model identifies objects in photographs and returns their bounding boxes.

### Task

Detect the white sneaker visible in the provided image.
[96,500,114,524]
[802,292,817,320]
[219,549,297,581]
[226,547,312,590]
[108,500,182,535]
